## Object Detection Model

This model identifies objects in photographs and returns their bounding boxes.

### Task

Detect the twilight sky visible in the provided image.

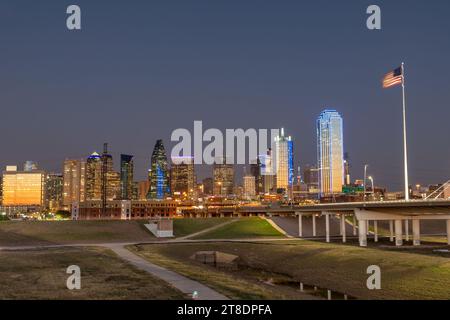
[1,0,450,190]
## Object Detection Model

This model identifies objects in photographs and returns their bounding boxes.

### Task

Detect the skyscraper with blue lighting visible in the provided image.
[275,128,294,194]
[317,110,344,195]
[147,140,170,200]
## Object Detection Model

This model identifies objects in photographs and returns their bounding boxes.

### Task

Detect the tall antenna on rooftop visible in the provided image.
[102,143,108,216]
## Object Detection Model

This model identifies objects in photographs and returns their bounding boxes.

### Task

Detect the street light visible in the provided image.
[368,176,374,200]
[364,164,369,201]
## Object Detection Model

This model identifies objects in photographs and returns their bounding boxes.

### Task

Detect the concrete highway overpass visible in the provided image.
[184,200,450,247]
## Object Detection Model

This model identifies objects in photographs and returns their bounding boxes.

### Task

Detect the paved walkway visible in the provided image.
[0,238,297,251]
[105,244,229,300]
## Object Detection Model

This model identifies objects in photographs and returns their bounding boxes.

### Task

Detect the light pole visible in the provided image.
[363,164,369,201]
[368,176,374,200]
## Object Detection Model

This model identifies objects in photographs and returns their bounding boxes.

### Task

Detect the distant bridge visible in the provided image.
[184,199,450,247]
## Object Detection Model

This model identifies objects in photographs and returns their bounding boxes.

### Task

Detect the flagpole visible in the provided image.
[401,62,410,201]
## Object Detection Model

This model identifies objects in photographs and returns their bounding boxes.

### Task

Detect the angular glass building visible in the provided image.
[120,154,134,200]
[147,140,170,200]
[317,110,344,195]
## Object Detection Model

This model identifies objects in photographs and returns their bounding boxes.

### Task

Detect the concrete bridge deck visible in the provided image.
[184,200,450,247]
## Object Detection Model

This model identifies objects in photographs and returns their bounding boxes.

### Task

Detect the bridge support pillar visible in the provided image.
[389,220,394,242]
[358,219,367,247]
[447,220,450,245]
[352,215,357,236]
[405,220,410,242]
[374,221,378,242]
[395,220,403,246]
[312,214,317,237]
[412,219,420,246]
[341,214,346,243]
[325,213,330,243]
[298,213,303,238]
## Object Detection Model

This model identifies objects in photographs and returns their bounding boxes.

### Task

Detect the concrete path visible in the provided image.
[105,244,228,300]
[0,238,297,251]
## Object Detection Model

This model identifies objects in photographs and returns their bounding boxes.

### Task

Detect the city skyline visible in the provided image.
[1,2,450,305]
[1,1,450,190]
[0,104,445,194]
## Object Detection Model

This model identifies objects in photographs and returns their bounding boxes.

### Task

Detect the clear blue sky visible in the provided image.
[1,0,449,190]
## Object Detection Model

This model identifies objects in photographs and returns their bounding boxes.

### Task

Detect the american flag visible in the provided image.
[382,66,403,88]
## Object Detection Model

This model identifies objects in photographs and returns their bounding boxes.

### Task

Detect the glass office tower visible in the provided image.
[317,110,344,195]
[275,128,293,192]
[120,154,134,200]
[147,140,170,200]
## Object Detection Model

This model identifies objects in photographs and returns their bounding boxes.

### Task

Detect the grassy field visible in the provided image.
[0,246,185,299]
[128,243,317,300]
[130,240,450,300]
[0,220,154,246]
[192,218,285,240]
[173,218,232,237]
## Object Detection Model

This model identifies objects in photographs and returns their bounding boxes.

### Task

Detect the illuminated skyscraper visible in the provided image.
[170,156,195,200]
[120,154,134,200]
[63,159,86,208]
[85,152,103,201]
[85,149,120,201]
[275,128,294,192]
[2,165,45,207]
[213,157,234,196]
[317,110,344,195]
[46,173,63,210]
[243,175,256,198]
[147,140,170,200]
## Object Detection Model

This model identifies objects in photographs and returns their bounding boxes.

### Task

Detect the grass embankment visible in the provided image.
[130,240,450,300]
[0,220,154,246]
[129,242,316,300]
[173,218,232,237]
[0,246,185,299]
[192,217,285,240]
